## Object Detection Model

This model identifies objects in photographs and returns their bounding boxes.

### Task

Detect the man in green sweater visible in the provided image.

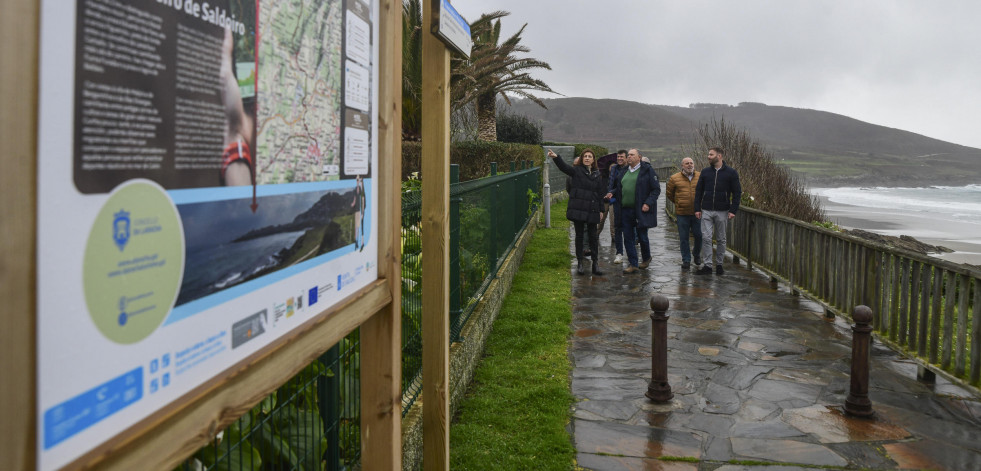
[605,149,661,273]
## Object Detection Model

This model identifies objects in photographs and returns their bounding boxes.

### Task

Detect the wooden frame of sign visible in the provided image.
[0,0,402,469]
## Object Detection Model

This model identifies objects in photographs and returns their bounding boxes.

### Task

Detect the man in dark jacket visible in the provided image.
[694,147,741,275]
[595,152,619,237]
[605,150,628,263]
[606,149,660,274]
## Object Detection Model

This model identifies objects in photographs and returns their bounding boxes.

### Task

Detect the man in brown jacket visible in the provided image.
[666,157,703,269]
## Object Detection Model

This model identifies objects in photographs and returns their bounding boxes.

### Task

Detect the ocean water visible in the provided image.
[814,185,981,225]
[811,184,981,264]
[177,230,307,306]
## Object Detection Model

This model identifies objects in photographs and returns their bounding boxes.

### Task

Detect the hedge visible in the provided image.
[542,141,611,159]
[402,141,544,182]
[496,112,543,145]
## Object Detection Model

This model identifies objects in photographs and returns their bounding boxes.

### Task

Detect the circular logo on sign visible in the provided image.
[83,180,185,344]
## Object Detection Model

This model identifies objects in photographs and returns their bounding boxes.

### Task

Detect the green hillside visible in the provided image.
[508,98,981,186]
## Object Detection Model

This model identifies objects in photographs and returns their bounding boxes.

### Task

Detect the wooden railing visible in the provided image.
[660,167,981,387]
[725,207,981,385]
[653,166,675,181]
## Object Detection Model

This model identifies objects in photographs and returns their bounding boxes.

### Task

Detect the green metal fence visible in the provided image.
[400,163,543,414]
[182,162,542,470]
[178,330,361,471]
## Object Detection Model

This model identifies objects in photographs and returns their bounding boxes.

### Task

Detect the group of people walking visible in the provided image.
[548,146,741,275]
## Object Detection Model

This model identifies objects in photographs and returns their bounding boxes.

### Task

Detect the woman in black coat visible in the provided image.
[548,148,605,276]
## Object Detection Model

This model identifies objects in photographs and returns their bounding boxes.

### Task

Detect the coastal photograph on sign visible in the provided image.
[176,187,360,306]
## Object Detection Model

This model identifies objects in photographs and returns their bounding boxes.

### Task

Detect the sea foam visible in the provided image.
[813,185,981,223]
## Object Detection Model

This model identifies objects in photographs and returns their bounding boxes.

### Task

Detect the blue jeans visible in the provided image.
[676,215,702,263]
[611,205,639,255]
[621,207,650,267]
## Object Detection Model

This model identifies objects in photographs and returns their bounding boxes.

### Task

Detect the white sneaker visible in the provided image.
[613,254,623,264]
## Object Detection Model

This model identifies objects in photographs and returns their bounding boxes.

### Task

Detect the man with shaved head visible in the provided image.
[666,157,702,269]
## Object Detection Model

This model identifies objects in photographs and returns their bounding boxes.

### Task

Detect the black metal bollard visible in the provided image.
[646,295,673,402]
[844,305,874,417]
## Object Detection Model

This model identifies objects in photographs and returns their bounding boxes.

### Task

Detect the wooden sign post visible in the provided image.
[0,0,38,468]
[422,0,452,468]
[360,0,404,469]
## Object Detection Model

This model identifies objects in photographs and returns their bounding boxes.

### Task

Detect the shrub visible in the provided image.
[496,111,543,145]
[458,203,492,297]
[402,140,543,181]
[686,118,825,223]
[812,220,842,231]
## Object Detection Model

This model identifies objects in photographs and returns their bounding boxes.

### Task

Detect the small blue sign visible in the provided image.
[150,358,159,374]
[43,367,143,449]
[436,0,472,58]
[162,373,170,387]
[161,353,170,368]
[309,286,319,306]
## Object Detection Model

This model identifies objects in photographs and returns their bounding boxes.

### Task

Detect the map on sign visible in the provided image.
[257,0,343,184]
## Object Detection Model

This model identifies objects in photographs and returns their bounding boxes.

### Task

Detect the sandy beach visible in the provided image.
[816,191,981,266]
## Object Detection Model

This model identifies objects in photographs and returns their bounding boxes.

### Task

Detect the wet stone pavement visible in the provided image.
[568,218,981,470]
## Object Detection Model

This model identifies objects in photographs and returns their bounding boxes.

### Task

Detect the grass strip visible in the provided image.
[449,199,576,470]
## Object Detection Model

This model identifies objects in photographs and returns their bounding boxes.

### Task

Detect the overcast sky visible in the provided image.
[453,1,981,149]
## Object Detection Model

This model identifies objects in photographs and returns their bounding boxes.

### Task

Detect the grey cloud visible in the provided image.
[455,1,980,147]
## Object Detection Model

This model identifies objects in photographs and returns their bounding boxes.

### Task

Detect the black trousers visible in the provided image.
[573,221,599,262]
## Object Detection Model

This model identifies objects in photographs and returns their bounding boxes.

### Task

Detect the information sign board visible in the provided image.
[35,1,379,469]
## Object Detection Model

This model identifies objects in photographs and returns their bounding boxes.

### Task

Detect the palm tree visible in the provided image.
[401,1,555,141]
[453,12,556,141]
[402,0,423,140]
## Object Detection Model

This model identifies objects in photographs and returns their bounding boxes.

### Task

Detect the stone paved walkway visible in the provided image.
[569,214,981,470]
